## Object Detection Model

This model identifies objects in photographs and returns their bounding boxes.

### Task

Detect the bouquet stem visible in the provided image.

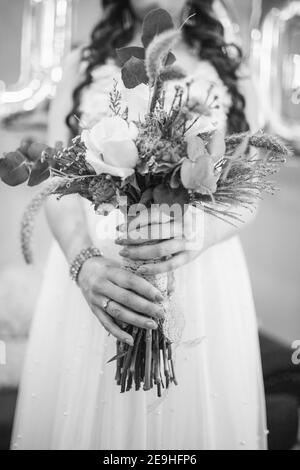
[109,222,182,396]
[113,325,177,396]
[144,329,153,391]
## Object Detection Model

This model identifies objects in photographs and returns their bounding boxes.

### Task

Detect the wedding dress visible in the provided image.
[11,58,268,450]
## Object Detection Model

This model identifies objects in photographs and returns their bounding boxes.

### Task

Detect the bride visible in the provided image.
[12,0,268,450]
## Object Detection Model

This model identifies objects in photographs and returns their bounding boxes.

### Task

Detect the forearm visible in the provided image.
[202,204,257,252]
[45,195,93,263]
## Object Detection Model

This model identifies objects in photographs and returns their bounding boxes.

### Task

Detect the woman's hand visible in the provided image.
[116,201,254,275]
[78,256,164,345]
[116,206,204,275]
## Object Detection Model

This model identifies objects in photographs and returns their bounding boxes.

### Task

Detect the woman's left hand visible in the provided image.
[115,206,205,275]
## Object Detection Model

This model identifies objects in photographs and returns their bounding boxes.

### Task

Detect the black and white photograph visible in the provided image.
[0,0,300,452]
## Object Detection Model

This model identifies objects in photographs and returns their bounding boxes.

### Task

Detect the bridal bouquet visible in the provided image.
[0,9,290,396]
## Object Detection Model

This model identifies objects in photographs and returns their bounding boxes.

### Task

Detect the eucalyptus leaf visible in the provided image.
[27,142,50,162]
[159,64,186,82]
[19,137,35,161]
[207,131,226,161]
[0,152,30,186]
[181,157,219,194]
[169,165,182,189]
[153,184,189,208]
[123,172,141,194]
[186,136,207,162]
[28,160,50,187]
[117,46,145,66]
[121,57,148,89]
[142,8,174,48]
[166,52,176,65]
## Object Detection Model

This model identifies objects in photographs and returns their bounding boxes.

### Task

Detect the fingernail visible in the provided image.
[155,293,164,302]
[119,248,129,257]
[146,321,157,329]
[125,338,134,347]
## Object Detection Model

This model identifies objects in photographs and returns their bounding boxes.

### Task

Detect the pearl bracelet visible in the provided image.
[69,246,103,284]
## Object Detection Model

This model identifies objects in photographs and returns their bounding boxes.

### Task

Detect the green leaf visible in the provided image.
[140,188,153,206]
[142,8,174,48]
[207,131,226,161]
[181,157,219,194]
[116,47,174,68]
[107,351,127,364]
[18,137,36,161]
[121,57,149,89]
[28,159,50,187]
[0,152,30,186]
[26,142,50,162]
[159,64,186,82]
[166,52,176,65]
[117,46,145,66]
[169,166,182,189]
[153,184,189,208]
[123,172,141,194]
[186,136,207,162]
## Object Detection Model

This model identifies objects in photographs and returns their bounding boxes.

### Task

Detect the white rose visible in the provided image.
[82,116,139,178]
[121,83,149,122]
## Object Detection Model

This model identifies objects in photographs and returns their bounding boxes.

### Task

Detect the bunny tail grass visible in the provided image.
[145,30,180,85]
[21,179,66,264]
[226,132,293,160]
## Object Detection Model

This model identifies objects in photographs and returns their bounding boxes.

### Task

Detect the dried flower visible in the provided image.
[89,175,119,211]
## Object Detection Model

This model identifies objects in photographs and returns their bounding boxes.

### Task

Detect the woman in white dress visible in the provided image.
[11,0,268,450]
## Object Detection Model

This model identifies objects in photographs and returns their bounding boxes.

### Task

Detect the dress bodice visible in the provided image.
[79,59,232,133]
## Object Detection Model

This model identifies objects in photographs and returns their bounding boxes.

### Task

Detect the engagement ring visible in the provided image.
[103,298,112,312]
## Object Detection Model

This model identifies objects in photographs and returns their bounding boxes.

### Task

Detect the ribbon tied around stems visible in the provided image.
[123,257,185,344]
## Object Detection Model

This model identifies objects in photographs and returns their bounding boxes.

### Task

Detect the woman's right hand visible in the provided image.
[78,256,164,346]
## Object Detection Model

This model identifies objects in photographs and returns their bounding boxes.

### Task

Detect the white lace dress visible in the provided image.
[11,60,268,450]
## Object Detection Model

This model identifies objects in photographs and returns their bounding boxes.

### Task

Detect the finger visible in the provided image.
[92,305,134,346]
[104,300,158,330]
[127,206,176,231]
[107,267,163,302]
[120,239,187,261]
[116,221,184,245]
[101,281,164,320]
[137,252,195,275]
[167,271,176,295]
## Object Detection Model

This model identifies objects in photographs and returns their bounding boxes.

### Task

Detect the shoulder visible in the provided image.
[60,47,84,86]
[52,47,85,105]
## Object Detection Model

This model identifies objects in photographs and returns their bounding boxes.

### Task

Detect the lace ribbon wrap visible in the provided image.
[122,257,185,344]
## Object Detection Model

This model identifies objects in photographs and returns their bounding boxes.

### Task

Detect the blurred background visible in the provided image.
[0,0,299,450]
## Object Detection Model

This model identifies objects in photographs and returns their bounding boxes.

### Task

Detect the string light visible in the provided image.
[0,0,72,120]
[252,2,300,147]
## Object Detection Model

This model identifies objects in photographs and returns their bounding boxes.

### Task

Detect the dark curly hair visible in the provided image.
[66,0,249,137]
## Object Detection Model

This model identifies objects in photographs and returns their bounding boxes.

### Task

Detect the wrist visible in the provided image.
[64,232,94,264]
[69,246,103,284]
